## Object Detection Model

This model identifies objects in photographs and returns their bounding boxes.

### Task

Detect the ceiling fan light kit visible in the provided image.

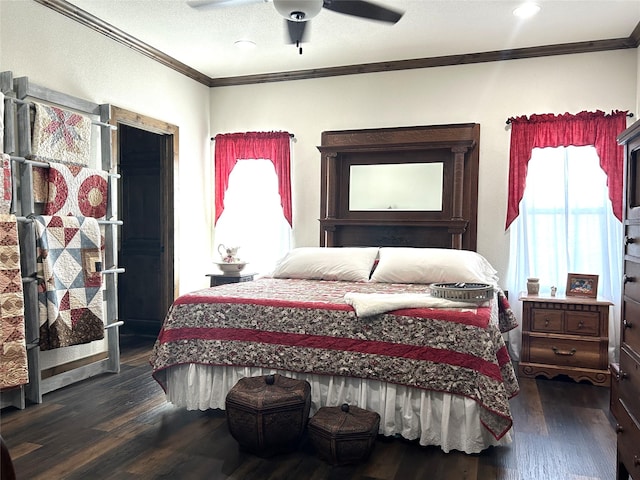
[188,0,404,55]
[274,0,323,21]
[234,39,257,49]
[513,2,541,19]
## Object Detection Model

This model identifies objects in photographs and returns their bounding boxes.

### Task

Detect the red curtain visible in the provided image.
[505,110,628,229]
[214,131,292,226]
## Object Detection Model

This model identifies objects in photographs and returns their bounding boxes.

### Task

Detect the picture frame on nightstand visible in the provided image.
[565,273,598,298]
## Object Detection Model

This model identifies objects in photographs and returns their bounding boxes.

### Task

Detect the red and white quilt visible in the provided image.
[31,102,91,166]
[151,278,519,440]
[43,163,108,219]
[0,214,28,388]
[35,215,104,350]
[0,153,12,215]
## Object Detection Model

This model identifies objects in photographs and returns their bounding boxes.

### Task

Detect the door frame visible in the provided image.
[109,106,178,321]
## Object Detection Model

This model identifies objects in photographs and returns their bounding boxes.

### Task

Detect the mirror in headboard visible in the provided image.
[318,124,480,250]
[349,162,443,211]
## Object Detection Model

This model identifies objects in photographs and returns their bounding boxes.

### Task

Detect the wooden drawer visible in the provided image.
[616,398,640,480]
[625,223,640,259]
[619,347,640,419]
[520,295,610,386]
[623,299,640,354]
[528,336,602,369]
[565,311,599,336]
[531,309,563,333]
[624,259,640,302]
[610,363,622,422]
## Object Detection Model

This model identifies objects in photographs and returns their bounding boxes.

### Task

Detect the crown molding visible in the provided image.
[37,0,640,88]
[35,0,211,85]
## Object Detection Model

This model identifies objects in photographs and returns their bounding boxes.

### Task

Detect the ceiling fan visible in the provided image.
[187,0,404,54]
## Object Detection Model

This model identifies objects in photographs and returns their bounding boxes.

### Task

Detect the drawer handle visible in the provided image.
[577,321,584,329]
[544,319,550,327]
[625,235,635,245]
[624,319,633,329]
[616,424,624,433]
[620,370,629,380]
[552,347,576,356]
[635,456,640,467]
[624,274,635,284]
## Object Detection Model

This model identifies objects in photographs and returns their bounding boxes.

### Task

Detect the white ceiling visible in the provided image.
[64,0,640,81]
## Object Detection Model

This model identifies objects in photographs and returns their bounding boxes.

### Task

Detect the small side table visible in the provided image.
[519,293,611,386]
[206,272,255,287]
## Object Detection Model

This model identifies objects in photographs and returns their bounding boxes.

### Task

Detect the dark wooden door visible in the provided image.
[110,107,177,336]
[118,125,163,334]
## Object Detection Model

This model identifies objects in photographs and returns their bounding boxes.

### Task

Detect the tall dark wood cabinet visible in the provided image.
[616,120,640,480]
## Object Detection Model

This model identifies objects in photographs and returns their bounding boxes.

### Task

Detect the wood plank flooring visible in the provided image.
[0,335,619,480]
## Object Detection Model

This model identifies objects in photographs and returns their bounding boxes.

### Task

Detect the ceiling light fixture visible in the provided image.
[273,0,323,22]
[234,40,256,50]
[513,2,541,19]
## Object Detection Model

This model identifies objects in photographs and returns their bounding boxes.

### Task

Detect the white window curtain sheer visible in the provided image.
[215,159,292,274]
[506,146,622,362]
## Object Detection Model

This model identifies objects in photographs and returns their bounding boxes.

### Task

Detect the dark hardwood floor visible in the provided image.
[0,335,619,480]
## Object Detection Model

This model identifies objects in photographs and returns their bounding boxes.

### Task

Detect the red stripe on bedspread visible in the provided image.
[157,326,505,382]
[151,279,519,441]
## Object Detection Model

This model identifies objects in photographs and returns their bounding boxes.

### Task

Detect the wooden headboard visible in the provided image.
[318,124,480,251]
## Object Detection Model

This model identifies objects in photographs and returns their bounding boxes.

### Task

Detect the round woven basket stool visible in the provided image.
[308,403,380,465]
[225,374,311,457]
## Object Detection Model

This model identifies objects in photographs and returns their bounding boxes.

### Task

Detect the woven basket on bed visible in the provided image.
[430,282,494,301]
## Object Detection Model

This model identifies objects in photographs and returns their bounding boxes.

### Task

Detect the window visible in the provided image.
[215,160,291,274]
[506,146,622,361]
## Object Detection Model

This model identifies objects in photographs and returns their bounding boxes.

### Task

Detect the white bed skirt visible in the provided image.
[163,364,512,454]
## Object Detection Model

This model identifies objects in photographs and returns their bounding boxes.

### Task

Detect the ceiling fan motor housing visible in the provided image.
[274,0,323,22]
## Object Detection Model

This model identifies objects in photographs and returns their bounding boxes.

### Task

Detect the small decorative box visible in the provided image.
[308,403,380,465]
[225,374,311,457]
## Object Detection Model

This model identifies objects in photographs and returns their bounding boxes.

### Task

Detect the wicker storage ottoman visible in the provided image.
[308,404,380,465]
[225,374,311,457]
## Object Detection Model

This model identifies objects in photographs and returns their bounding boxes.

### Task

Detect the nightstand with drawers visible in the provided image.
[206,272,255,287]
[519,293,611,387]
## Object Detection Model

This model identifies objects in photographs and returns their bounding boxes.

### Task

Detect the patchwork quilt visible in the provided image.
[0,153,12,215]
[0,214,28,388]
[43,163,108,219]
[0,92,4,155]
[35,215,104,350]
[151,278,519,440]
[31,102,91,166]
[32,166,49,204]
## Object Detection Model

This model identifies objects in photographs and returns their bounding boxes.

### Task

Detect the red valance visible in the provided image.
[214,131,292,226]
[505,110,628,229]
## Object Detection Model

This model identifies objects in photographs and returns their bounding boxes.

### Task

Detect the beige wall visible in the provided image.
[210,51,638,283]
[0,1,211,367]
[637,47,640,115]
[1,0,212,295]
[2,0,638,291]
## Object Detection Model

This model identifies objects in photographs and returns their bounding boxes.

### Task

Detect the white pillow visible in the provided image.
[370,247,498,285]
[271,247,379,282]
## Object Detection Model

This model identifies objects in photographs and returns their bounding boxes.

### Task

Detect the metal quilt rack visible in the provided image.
[0,70,124,408]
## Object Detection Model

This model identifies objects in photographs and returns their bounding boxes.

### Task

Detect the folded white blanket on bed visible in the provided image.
[344,292,484,317]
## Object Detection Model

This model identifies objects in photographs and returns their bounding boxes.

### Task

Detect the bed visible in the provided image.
[151,246,519,454]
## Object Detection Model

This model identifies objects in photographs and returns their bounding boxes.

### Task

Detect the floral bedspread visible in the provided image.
[151,278,519,439]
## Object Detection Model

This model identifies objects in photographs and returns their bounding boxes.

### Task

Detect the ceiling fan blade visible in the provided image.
[322,0,404,23]
[286,18,308,44]
[186,0,266,10]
